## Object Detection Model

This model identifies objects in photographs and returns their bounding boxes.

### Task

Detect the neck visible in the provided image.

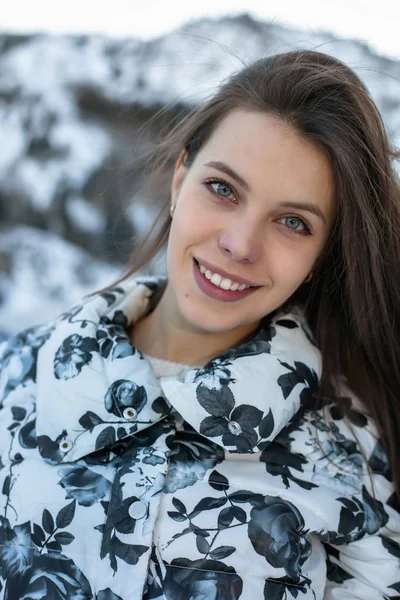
[130,291,260,366]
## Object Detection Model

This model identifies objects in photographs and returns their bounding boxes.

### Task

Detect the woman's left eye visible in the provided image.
[279,216,312,236]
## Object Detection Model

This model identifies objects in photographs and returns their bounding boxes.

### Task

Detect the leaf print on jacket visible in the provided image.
[247,496,312,582]
[197,383,266,452]
[260,441,318,491]
[58,465,112,507]
[0,517,32,580]
[277,360,319,406]
[53,333,98,380]
[96,459,149,574]
[104,379,147,418]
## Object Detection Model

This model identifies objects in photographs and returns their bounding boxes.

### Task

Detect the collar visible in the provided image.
[35,277,321,464]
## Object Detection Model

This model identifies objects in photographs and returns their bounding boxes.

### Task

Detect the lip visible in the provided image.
[192,258,260,303]
[194,257,260,287]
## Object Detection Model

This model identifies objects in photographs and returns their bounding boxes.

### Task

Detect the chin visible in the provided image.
[177,300,253,336]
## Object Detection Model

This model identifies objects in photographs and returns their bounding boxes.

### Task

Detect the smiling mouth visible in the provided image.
[194,259,259,291]
[192,258,261,303]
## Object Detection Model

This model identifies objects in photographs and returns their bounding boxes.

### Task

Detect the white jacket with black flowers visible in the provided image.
[0,277,399,600]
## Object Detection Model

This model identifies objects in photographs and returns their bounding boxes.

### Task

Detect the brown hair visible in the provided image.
[99,50,400,501]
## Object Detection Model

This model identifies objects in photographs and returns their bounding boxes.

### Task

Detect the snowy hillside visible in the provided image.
[0,226,119,337]
[0,14,399,333]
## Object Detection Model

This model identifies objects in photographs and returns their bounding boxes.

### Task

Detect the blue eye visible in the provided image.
[205,178,237,203]
[279,216,311,236]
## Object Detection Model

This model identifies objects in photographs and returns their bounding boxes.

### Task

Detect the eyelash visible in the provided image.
[203,177,312,236]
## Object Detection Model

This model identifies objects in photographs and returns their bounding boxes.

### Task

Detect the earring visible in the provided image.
[304,271,313,284]
[170,204,175,218]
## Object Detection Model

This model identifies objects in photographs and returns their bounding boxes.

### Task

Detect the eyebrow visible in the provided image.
[204,160,327,224]
[204,160,251,192]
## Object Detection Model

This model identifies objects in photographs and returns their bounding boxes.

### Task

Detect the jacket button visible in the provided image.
[228,421,242,435]
[123,407,138,421]
[59,439,73,453]
[128,500,147,519]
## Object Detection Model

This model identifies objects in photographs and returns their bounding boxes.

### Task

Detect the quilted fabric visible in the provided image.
[0,277,398,599]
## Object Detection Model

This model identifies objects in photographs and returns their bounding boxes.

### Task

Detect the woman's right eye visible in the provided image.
[204,178,238,204]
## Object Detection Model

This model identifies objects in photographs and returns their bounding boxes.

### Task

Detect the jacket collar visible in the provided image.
[36,277,321,464]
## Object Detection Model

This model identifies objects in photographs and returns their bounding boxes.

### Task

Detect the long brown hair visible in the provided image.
[99,50,400,501]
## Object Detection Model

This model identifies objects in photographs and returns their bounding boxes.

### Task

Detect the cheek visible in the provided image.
[267,243,316,286]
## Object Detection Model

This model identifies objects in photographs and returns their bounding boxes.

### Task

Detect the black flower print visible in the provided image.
[194,358,235,388]
[97,313,136,361]
[58,465,112,507]
[197,383,264,452]
[0,324,53,403]
[1,275,399,600]
[104,379,147,418]
[162,557,243,600]
[165,428,224,493]
[247,496,312,581]
[361,486,388,534]
[37,430,71,464]
[219,321,277,361]
[53,334,98,380]
[3,552,92,600]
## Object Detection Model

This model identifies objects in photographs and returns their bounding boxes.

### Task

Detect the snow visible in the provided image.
[66,196,107,234]
[0,226,120,335]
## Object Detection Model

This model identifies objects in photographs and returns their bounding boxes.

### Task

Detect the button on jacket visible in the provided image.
[0,277,399,600]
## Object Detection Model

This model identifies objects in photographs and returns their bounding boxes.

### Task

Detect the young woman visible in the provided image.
[0,50,399,600]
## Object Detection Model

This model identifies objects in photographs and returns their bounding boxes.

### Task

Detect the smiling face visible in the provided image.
[163,108,335,342]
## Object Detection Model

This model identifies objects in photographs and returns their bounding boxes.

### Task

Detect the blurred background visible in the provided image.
[0,0,399,336]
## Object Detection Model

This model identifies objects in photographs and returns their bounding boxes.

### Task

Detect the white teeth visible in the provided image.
[220,278,232,290]
[210,273,222,286]
[197,261,251,291]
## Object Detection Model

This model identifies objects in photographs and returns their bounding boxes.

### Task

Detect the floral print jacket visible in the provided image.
[0,277,399,600]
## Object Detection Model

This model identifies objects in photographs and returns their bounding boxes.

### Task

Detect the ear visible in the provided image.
[170,149,189,206]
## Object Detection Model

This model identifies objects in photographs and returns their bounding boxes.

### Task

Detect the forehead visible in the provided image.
[195,108,334,216]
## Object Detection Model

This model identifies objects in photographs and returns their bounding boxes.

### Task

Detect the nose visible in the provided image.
[217,216,264,263]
